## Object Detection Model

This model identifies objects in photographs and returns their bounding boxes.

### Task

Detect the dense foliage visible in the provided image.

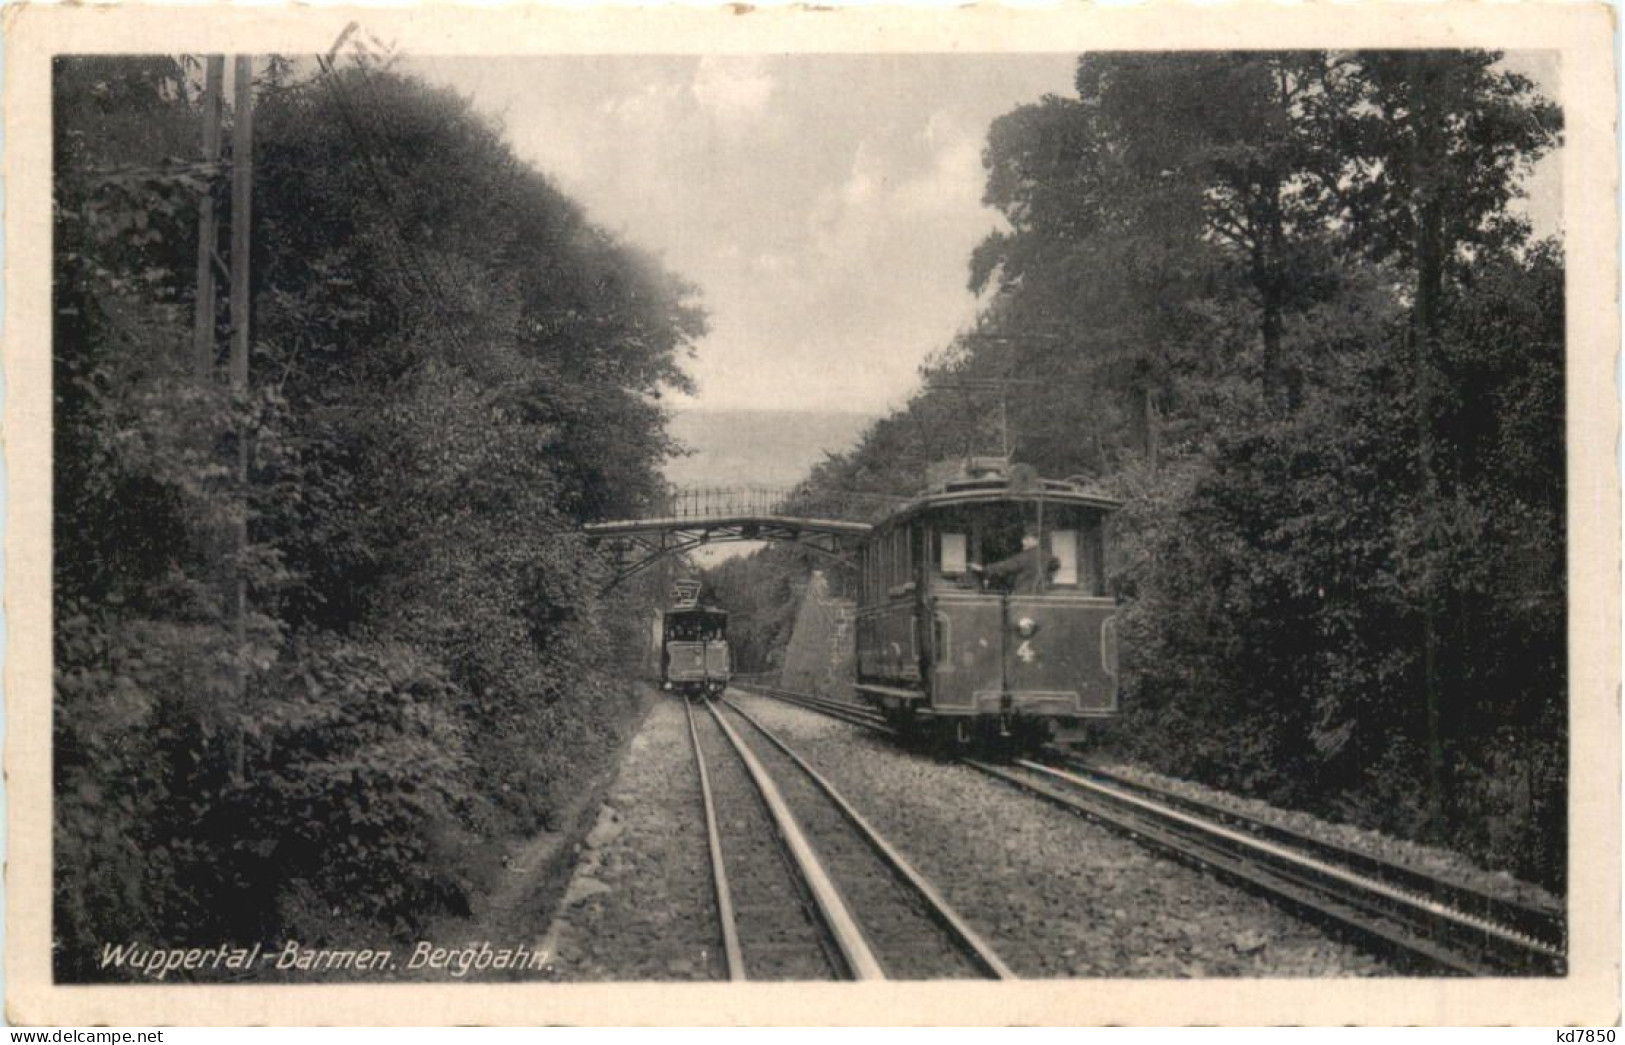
[720,51,1566,885]
[700,550,806,674]
[54,56,700,978]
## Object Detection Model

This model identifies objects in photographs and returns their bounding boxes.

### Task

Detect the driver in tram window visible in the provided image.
[971,533,1060,593]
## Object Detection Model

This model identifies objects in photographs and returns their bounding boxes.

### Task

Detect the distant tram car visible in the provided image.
[662,605,732,698]
[854,457,1121,745]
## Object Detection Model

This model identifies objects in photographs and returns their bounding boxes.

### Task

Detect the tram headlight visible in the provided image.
[1017,617,1040,638]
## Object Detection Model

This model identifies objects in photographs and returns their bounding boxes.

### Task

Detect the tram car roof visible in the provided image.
[881,457,1122,526]
[664,605,729,618]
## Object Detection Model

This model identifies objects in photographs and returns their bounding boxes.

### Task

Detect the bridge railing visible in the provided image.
[646,485,907,524]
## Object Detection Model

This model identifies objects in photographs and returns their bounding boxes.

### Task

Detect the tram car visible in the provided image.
[853,457,1121,745]
[661,605,732,698]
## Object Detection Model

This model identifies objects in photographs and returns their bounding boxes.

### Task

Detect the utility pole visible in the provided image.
[229,55,255,776]
[191,57,224,379]
[929,376,1044,460]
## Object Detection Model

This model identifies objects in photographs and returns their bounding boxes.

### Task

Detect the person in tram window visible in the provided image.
[970,533,1059,593]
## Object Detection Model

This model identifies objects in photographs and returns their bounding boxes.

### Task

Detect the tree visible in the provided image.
[972,52,1357,463]
[1334,51,1561,836]
[767,51,1567,884]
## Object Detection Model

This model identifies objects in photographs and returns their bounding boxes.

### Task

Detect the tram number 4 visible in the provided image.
[1015,640,1037,664]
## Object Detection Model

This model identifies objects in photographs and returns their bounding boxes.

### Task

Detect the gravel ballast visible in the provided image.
[542,691,1397,979]
[728,690,1392,978]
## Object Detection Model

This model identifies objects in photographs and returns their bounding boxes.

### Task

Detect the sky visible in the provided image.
[409,52,1562,418]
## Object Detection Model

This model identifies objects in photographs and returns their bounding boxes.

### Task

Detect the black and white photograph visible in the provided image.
[6,2,1618,1028]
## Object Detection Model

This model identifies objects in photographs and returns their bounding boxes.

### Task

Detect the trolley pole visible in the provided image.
[230,56,253,398]
[999,390,1009,459]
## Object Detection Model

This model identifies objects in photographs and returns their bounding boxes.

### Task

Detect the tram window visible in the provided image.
[940,532,968,575]
[1050,530,1079,586]
[980,507,1028,566]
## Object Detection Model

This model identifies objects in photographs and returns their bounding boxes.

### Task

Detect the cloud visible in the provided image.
[809,112,986,266]
[896,111,983,216]
[690,56,775,123]
[751,251,798,275]
[601,79,689,123]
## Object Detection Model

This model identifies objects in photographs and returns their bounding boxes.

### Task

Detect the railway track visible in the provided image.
[730,682,1566,977]
[1042,754,1567,973]
[684,696,1012,981]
